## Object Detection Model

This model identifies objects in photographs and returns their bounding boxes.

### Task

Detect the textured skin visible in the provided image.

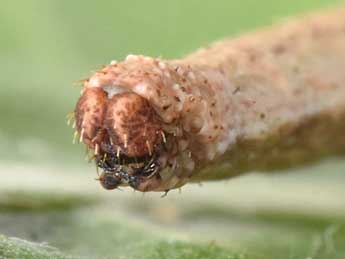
[75,8,345,192]
[104,92,162,157]
[75,88,107,149]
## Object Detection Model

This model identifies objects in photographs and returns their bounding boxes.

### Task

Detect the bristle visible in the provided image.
[66,112,75,126]
[75,78,89,86]
[95,144,99,155]
[146,140,152,156]
[73,131,78,144]
[160,190,169,198]
[160,130,167,143]
[116,147,121,158]
[124,134,128,148]
[79,128,85,143]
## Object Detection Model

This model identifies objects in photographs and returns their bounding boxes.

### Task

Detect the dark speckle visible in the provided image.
[233,87,240,94]
[272,44,286,55]
[163,104,171,110]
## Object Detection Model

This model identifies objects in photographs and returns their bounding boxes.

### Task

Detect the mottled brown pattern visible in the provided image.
[75,88,163,157]
[104,92,163,157]
[75,88,107,148]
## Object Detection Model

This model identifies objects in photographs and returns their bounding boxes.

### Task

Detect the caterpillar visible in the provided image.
[73,8,345,192]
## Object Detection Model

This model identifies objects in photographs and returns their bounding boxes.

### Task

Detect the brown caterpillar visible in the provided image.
[73,8,345,192]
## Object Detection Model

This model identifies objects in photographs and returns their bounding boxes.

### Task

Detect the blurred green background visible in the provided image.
[1,0,345,258]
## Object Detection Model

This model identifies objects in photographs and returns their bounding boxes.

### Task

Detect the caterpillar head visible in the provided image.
[74,88,172,191]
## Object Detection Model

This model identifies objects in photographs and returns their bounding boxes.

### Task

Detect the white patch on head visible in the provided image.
[110,60,117,65]
[158,62,166,70]
[125,54,139,62]
[134,83,148,95]
[88,77,100,88]
[143,56,153,63]
[102,85,127,99]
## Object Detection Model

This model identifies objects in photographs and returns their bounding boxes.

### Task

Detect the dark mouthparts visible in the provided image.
[96,149,160,190]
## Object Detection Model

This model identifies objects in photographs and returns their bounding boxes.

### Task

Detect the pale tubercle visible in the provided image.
[76,7,345,191]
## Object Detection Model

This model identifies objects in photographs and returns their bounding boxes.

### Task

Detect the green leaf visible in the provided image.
[0,235,76,259]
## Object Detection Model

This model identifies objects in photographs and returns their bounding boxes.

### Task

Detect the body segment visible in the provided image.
[74,8,345,192]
